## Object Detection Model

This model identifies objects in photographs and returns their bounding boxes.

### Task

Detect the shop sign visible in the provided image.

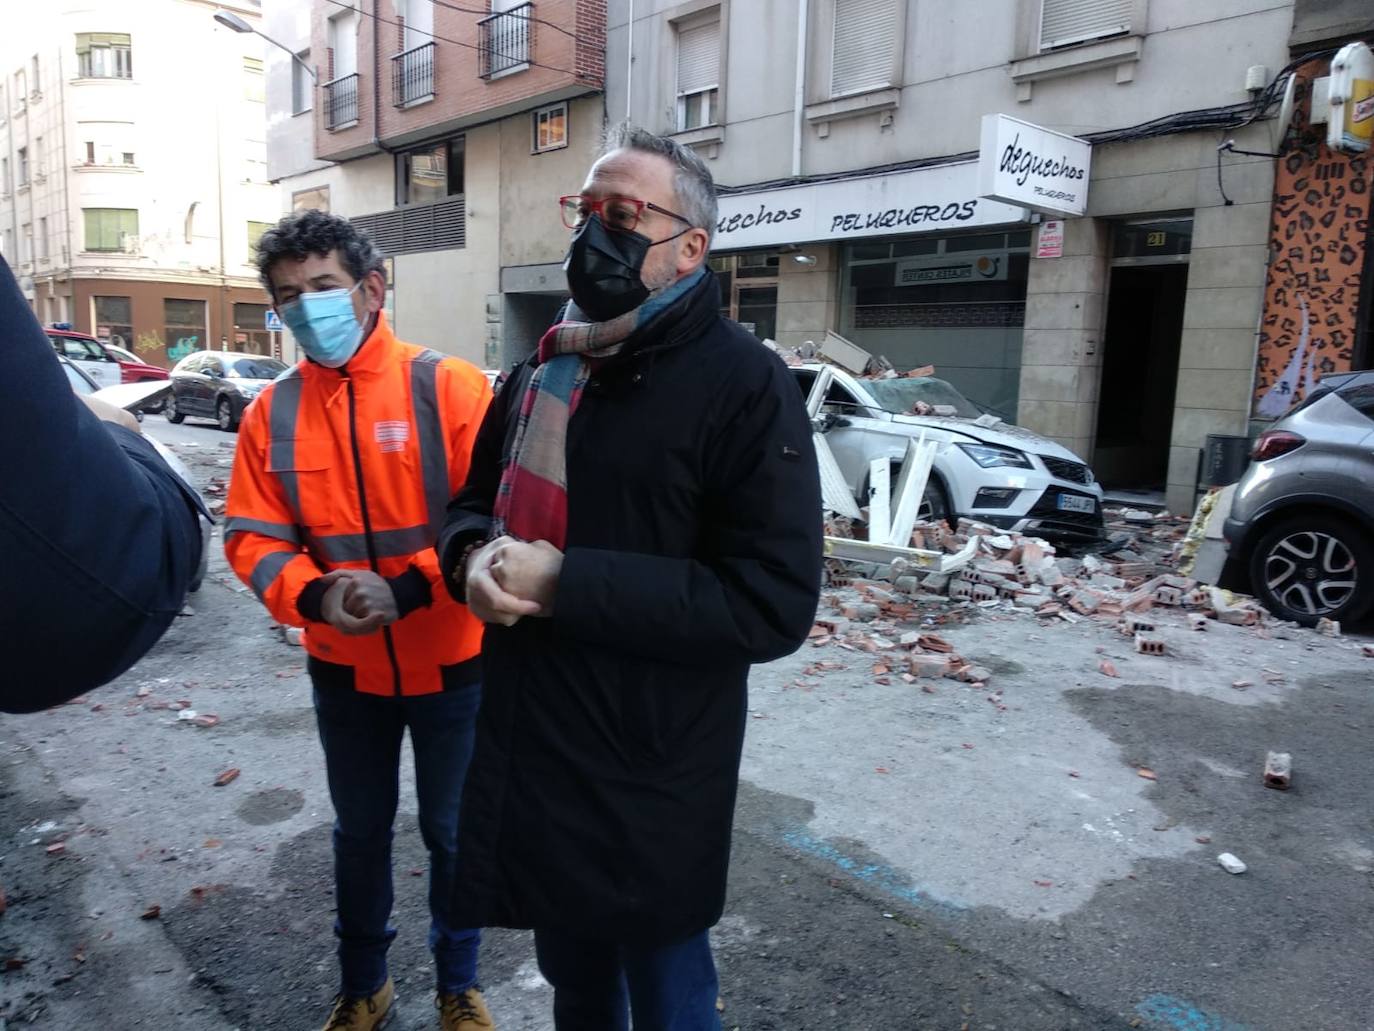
[1327,42,1374,155]
[1035,219,1064,258]
[893,252,1008,287]
[712,161,1027,251]
[978,114,1091,217]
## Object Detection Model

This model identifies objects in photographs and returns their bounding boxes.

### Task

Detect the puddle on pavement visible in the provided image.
[236,787,305,825]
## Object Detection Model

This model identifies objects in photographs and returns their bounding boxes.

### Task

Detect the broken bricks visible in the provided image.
[907,654,952,679]
[1134,633,1166,656]
[1263,751,1293,790]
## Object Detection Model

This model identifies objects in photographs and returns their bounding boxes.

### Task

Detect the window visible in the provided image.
[16,147,27,186]
[85,141,95,164]
[292,49,312,114]
[533,103,568,152]
[244,56,264,102]
[164,299,206,358]
[292,185,330,212]
[32,137,43,178]
[1,157,8,194]
[94,296,133,350]
[38,217,48,260]
[76,34,133,79]
[328,10,358,78]
[831,0,898,97]
[1039,0,1132,50]
[247,220,272,262]
[83,207,138,252]
[233,302,272,355]
[13,70,26,110]
[122,151,135,165]
[395,137,464,206]
[30,55,39,97]
[19,223,31,265]
[675,14,720,131]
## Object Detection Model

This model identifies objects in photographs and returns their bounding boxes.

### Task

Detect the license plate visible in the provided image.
[1057,494,1096,514]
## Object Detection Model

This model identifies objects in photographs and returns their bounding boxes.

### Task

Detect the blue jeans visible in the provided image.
[534,928,722,1031]
[313,681,483,997]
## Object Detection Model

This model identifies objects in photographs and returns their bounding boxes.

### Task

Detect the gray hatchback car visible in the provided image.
[1224,370,1374,626]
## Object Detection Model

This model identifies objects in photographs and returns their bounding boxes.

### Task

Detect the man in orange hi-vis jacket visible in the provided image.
[225,210,495,1031]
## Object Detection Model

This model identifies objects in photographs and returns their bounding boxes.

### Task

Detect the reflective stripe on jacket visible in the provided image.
[225,314,491,696]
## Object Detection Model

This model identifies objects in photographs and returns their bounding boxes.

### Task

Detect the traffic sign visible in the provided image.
[265,309,284,332]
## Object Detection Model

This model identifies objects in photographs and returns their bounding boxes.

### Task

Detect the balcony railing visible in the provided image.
[324,72,359,130]
[392,41,435,106]
[478,2,533,79]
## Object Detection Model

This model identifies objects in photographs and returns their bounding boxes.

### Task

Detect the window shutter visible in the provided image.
[831,0,899,97]
[676,19,719,95]
[1039,0,1132,50]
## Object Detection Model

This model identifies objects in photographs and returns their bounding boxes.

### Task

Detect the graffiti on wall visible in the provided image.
[1254,64,1372,416]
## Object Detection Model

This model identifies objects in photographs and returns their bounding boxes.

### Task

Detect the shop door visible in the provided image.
[1094,261,1189,489]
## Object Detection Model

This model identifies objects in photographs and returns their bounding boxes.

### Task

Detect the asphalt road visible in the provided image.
[0,416,1370,1030]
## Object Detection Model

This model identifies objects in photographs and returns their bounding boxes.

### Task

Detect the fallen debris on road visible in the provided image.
[1263,751,1293,790]
[1217,853,1248,874]
[212,768,240,787]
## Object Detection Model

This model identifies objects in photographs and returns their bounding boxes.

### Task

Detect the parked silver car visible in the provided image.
[1224,370,1374,626]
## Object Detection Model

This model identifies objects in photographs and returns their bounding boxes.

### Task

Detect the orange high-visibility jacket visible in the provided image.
[225,315,492,696]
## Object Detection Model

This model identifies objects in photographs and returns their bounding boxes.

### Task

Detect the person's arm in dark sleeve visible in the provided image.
[553,352,824,667]
[0,257,204,712]
[436,365,522,601]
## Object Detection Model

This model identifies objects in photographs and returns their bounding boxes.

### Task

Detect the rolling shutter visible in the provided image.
[831,0,899,97]
[1039,0,1132,51]
[676,18,719,95]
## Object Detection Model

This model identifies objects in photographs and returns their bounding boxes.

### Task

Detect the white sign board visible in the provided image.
[1036,219,1064,258]
[978,114,1091,217]
[1327,41,1374,155]
[712,161,1028,251]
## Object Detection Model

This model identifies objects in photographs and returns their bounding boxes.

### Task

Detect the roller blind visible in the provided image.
[1039,0,1132,50]
[831,0,898,97]
[676,18,719,95]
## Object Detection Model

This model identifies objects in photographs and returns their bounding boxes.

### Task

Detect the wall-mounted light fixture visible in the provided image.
[793,254,817,267]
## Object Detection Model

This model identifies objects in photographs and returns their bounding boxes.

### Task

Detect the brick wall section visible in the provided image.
[315,0,605,162]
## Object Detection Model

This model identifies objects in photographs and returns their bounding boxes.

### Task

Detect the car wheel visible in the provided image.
[216,396,240,432]
[1248,514,1374,627]
[165,393,185,424]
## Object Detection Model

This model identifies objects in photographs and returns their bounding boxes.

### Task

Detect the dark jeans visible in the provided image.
[313,680,482,997]
[534,928,722,1031]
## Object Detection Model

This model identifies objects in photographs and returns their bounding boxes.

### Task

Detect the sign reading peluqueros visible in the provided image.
[978,113,1092,218]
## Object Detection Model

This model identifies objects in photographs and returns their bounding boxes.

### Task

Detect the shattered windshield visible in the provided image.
[865,377,981,419]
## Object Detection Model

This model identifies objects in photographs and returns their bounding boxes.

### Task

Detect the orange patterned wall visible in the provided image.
[1253,60,1372,418]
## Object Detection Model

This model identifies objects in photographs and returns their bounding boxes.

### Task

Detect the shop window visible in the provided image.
[396,137,464,206]
[710,252,780,340]
[830,0,899,97]
[76,33,133,79]
[164,299,206,361]
[83,207,138,252]
[94,296,133,351]
[675,12,720,132]
[233,302,272,355]
[533,102,568,153]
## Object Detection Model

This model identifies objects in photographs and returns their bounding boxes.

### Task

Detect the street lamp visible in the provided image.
[212,9,317,82]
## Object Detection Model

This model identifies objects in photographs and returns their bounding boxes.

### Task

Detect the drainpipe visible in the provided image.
[371,0,392,156]
[791,0,807,177]
[625,0,634,122]
[57,48,73,301]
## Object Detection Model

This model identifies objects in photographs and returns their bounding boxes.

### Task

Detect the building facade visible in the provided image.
[0,0,282,366]
[607,0,1317,514]
[266,0,606,369]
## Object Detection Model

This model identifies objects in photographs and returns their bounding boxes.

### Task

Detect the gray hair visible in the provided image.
[601,122,718,242]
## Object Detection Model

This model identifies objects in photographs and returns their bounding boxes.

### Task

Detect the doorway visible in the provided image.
[1093,219,1192,489]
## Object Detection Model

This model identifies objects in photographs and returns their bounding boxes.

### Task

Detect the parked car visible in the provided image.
[795,364,1105,543]
[47,325,123,388]
[165,351,288,431]
[1223,370,1374,626]
[101,341,171,384]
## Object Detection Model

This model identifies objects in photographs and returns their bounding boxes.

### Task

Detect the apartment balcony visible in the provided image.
[324,72,360,130]
[479,2,533,80]
[393,42,436,107]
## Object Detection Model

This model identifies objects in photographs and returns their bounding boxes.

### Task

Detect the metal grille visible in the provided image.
[479,2,533,79]
[324,73,359,130]
[1041,456,1093,485]
[351,198,466,256]
[392,42,435,106]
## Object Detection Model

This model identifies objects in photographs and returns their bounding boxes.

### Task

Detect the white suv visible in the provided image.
[794,364,1105,543]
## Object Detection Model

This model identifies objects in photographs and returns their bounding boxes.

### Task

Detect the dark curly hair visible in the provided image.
[254,209,386,300]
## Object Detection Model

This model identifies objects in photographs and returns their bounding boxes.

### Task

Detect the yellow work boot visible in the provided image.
[436,987,495,1030]
[323,977,395,1030]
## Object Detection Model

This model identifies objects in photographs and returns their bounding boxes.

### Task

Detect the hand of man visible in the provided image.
[319,570,389,636]
[79,393,141,433]
[338,569,400,625]
[490,539,564,618]
[464,536,543,626]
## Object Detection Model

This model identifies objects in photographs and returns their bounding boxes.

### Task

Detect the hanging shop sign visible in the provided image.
[1327,41,1374,155]
[712,161,1028,251]
[1035,219,1064,258]
[977,114,1091,217]
[893,252,1009,287]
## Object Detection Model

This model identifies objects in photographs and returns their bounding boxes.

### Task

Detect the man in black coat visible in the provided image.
[0,256,207,712]
[436,124,822,1030]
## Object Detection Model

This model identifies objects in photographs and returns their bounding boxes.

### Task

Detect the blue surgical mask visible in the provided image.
[278,283,365,368]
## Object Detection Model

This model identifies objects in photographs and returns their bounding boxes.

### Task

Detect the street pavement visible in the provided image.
[1,414,1370,1030]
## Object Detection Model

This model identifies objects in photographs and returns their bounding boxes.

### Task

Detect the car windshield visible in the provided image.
[228,357,287,380]
[864,377,982,419]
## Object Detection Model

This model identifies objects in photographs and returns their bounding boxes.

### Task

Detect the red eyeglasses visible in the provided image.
[558,195,693,233]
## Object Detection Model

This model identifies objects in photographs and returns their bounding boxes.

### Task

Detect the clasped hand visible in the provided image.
[462,536,563,626]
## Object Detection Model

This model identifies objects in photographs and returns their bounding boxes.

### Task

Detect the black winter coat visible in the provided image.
[437,272,822,943]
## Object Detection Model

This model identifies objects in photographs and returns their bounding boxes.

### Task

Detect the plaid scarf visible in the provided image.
[492,268,706,549]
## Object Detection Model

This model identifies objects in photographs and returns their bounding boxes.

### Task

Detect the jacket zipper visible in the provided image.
[345,377,403,697]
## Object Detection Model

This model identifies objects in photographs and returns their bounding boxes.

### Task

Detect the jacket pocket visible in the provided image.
[266,440,341,528]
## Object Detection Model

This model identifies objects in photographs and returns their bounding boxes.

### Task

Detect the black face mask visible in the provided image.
[563,214,689,323]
